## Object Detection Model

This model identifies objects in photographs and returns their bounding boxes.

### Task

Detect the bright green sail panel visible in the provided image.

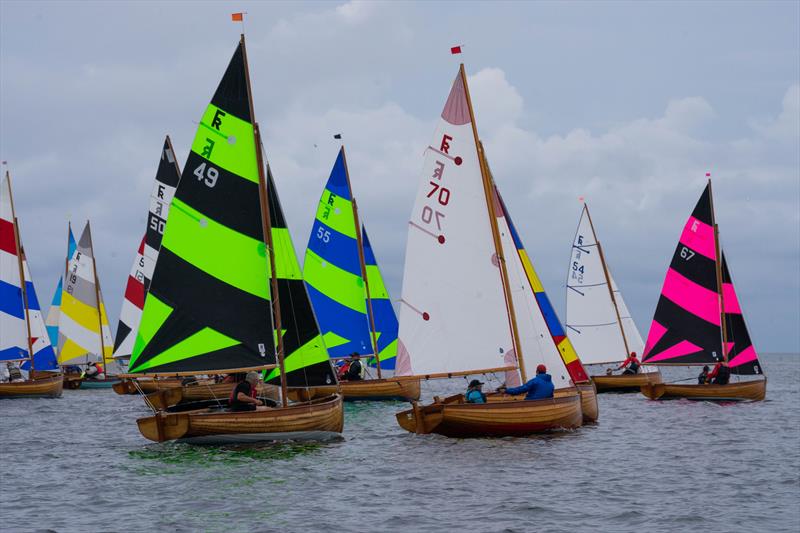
[129,40,275,374]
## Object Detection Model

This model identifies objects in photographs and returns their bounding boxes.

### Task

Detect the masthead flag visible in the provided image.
[451,45,462,55]
[231,12,244,22]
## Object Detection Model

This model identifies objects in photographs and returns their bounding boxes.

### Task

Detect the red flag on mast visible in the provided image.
[231,12,244,22]
[451,45,462,55]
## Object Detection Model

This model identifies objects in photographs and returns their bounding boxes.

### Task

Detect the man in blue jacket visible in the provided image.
[498,364,554,400]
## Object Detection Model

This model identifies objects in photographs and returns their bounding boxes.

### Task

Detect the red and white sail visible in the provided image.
[396,69,516,377]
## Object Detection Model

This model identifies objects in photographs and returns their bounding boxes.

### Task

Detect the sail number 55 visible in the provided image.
[194,162,219,188]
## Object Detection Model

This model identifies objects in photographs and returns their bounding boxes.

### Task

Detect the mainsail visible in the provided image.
[0,173,30,363]
[304,148,398,371]
[566,204,644,364]
[45,228,76,348]
[21,254,59,371]
[113,136,181,361]
[128,40,276,375]
[396,68,517,378]
[494,186,589,388]
[57,222,105,366]
[263,166,336,387]
[642,182,763,375]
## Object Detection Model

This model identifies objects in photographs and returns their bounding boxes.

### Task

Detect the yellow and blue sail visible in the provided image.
[45,227,76,348]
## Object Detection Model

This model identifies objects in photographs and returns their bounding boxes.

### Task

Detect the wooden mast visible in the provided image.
[583,203,631,358]
[459,64,527,383]
[86,221,107,371]
[6,172,35,372]
[240,33,289,406]
[708,177,729,362]
[340,146,382,378]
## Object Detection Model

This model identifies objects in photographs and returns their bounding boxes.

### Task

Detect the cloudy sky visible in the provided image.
[1,1,798,352]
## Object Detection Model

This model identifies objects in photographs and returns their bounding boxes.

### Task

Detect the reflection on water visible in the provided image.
[0,353,797,533]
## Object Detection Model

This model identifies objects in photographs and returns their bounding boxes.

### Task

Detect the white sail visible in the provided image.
[610,273,645,355]
[396,71,515,377]
[565,205,633,365]
[494,188,574,390]
[0,173,29,362]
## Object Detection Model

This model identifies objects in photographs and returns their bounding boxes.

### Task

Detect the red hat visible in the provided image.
[536,364,547,374]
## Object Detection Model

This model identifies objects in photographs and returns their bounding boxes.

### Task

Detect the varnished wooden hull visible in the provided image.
[113,378,184,395]
[592,370,663,393]
[396,392,582,438]
[63,374,83,389]
[144,381,280,410]
[287,378,421,402]
[78,378,119,389]
[641,379,766,401]
[0,373,63,398]
[136,394,344,443]
[576,382,598,423]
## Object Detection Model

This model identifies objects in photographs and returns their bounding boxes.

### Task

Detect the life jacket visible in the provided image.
[96,363,104,374]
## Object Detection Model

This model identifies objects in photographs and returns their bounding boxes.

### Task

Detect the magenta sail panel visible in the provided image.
[643,184,725,365]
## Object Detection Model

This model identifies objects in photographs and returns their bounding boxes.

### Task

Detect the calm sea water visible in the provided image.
[1,353,798,533]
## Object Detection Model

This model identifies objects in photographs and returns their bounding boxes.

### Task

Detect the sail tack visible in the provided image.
[129,41,276,375]
[642,183,762,375]
[113,137,181,361]
[566,205,643,364]
[396,69,515,377]
[495,187,589,387]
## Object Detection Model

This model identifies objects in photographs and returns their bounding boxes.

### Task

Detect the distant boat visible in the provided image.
[301,146,420,401]
[56,221,118,389]
[394,63,589,437]
[640,179,766,401]
[566,203,663,392]
[129,35,342,443]
[0,171,63,399]
[111,136,182,396]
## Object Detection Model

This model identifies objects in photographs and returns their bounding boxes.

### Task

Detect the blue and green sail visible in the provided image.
[45,227,76,348]
[303,147,398,370]
[128,38,276,375]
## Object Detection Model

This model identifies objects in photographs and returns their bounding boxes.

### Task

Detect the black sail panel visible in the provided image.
[128,40,275,374]
[642,184,724,365]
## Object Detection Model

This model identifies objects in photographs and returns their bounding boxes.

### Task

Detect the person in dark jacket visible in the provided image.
[498,364,554,400]
[229,371,268,411]
[698,365,710,384]
[465,379,486,404]
[707,361,731,385]
[343,353,363,381]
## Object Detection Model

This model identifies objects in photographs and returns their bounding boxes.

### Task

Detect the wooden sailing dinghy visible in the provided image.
[0,171,63,399]
[640,179,766,401]
[566,203,663,392]
[56,221,119,389]
[300,146,419,401]
[394,62,588,437]
[129,34,342,443]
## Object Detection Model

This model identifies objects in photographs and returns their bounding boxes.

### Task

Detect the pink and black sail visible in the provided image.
[642,183,762,375]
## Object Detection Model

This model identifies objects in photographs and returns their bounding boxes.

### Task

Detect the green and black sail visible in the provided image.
[129,40,275,374]
[264,166,337,388]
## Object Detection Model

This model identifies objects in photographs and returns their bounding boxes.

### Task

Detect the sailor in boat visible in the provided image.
[229,372,269,412]
[698,365,711,384]
[465,379,487,404]
[498,364,555,400]
[342,353,364,381]
[84,362,105,380]
[4,362,25,383]
[706,359,731,385]
[616,352,641,375]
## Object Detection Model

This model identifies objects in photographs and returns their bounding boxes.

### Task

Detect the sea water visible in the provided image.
[1,353,797,532]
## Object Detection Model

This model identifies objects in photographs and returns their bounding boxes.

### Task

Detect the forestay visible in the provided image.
[113,137,181,361]
[396,69,515,377]
[494,186,589,388]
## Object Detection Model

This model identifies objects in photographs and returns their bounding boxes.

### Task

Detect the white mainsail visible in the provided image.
[396,70,515,377]
[566,204,641,365]
[0,173,29,362]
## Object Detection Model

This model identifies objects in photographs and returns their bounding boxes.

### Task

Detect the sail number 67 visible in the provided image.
[680,246,695,260]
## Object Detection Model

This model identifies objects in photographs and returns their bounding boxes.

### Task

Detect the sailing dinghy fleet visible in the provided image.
[0,35,768,440]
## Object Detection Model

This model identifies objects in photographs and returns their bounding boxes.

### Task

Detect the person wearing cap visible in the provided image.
[343,353,364,381]
[698,365,711,384]
[465,379,486,404]
[229,371,269,412]
[498,364,554,400]
[617,352,641,375]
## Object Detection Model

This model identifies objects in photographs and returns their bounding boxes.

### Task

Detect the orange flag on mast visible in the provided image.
[231,12,244,22]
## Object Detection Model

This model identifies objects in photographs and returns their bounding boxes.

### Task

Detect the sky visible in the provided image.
[1,1,798,353]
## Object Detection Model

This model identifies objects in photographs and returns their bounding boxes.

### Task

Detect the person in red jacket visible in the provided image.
[706,360,731,385]
[617,352,641,375]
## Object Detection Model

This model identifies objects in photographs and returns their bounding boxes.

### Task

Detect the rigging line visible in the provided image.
[568,282,607,288]
[425,145,457,162]
[566,285,584,296]
[568,321,618,327]
[566,325,581,334]
[574,245,594,253]
[408,221,441,241]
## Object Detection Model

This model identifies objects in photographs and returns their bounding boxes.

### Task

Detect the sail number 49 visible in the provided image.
[194,162,219,188]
